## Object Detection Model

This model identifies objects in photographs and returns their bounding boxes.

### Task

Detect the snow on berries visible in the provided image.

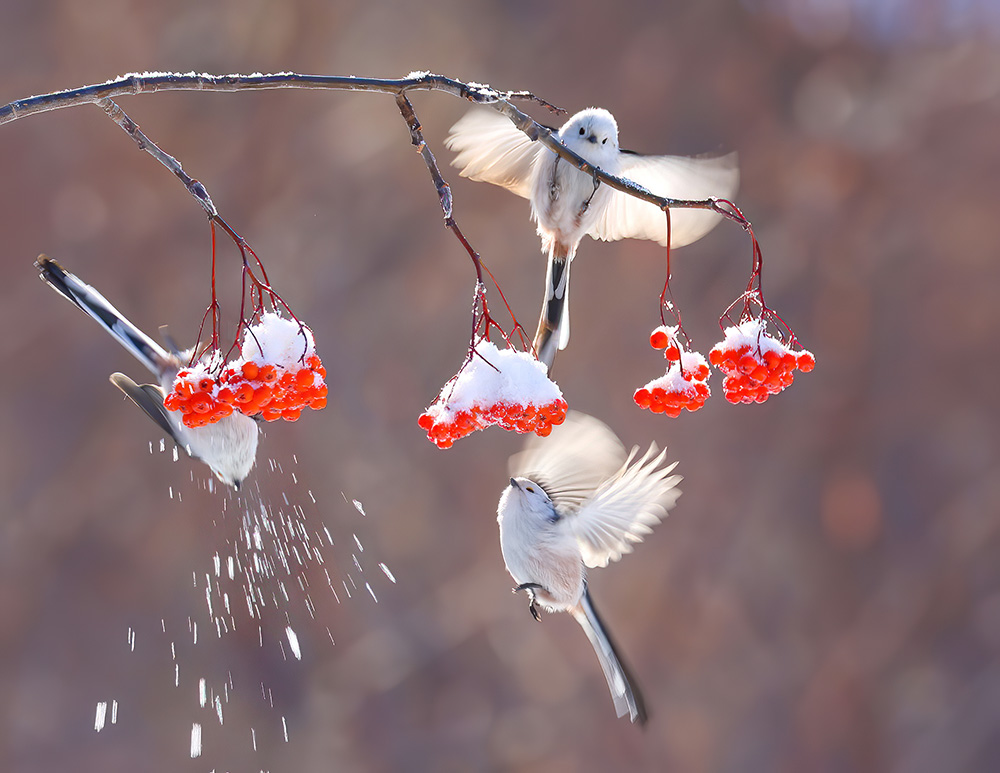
[419,339,568,449]
[635,319,814,415]
[163,313,328,428]
[648,324,682,360]
[634,343,711,417]
[709,318,814,405]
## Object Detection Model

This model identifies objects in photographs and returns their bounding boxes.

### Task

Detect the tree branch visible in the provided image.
[0,70,738,224]
[0,71,554,125]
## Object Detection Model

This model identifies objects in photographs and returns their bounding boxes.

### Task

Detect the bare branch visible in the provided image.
[0,71,732,222]
[394,93,482,283]
[0,71,549,126]
[394,93,530,355]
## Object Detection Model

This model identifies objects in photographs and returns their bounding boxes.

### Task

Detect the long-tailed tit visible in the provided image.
[496,411,681,724]
[36,256,258,488]
[447,107,738,368]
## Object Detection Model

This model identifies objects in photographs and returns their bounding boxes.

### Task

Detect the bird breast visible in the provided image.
[500,512,585,611]
[531,145,616,248]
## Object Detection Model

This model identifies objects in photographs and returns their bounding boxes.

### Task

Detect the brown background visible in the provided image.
[2,1,999,771]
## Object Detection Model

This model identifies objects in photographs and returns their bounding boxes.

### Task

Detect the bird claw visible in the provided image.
[513,582,544,623]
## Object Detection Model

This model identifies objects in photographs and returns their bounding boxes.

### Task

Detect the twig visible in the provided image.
[394,92,530,357]
[97,97,216,216]
[394,93,483,285]
[96,95,304,366]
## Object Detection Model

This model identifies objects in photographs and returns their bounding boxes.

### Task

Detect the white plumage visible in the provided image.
[497,411,681,724]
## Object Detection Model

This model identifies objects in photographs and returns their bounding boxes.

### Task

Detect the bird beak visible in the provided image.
[232,480,241,492]
[587,134,597,144]
[509,477,520,490]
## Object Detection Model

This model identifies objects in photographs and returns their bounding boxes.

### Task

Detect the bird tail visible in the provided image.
[570,586,648,725]
[532,242,572,370]
[36,255,172,376]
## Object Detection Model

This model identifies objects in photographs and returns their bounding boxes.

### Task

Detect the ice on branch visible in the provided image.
[419,340,568,449]
[164,313,328,426]
[709,318,814,405]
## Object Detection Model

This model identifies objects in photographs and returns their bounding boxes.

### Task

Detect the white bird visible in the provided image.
[447,107,739,368]
[496,411,681,724]
[36,256,258,488]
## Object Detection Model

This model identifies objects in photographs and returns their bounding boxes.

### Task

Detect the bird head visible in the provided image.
[500,476,559,524]
[560,108,619,154]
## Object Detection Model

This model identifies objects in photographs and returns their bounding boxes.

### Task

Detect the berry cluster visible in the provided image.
[634,349,711,417]
[419,398,568,449]
[165,354,328,428]
[419,340,568,449]
[709,320,815,404]
[163,314,327,428]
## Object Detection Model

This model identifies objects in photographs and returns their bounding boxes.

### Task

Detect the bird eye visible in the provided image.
[578,127,585,135]
[526,486,535,493]
[602,138,607,144]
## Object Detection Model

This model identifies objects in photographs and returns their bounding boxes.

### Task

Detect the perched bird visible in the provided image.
[36,256,258,488]
[447,107,738,368]
[496,411,681,724]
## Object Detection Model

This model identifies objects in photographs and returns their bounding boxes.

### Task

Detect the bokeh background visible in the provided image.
[2,1,1000,771]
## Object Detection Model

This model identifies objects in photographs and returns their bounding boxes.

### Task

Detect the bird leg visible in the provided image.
[513,582,544,623]
[578,168,601,215]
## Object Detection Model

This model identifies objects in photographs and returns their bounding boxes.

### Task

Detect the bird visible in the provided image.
[496,411,681,724]
[447,107,739,368]
[36,255,258,488]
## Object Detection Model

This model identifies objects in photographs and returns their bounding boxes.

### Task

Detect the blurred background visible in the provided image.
[2,1,999,770]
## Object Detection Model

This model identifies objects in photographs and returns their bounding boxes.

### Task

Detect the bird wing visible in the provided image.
[509,411,627,515]
[569,444,681,568]
[588,151,739,248]
[446,108,543,199]
[109,372,185,448]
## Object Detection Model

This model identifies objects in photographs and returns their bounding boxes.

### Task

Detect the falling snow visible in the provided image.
[190,723,202,758]
[285,626,302,660]
[97,450,395,765]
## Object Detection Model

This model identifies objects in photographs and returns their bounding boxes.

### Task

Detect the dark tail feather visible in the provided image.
[532,243,572,371]
[571,586,648,725]
[36,255,169,376]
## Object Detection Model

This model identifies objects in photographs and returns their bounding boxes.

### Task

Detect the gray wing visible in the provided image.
[446,108,543,199]
[109,372,184,449]
[569,444,681,568]
[509,411,627,515]
[588,152,739,248]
